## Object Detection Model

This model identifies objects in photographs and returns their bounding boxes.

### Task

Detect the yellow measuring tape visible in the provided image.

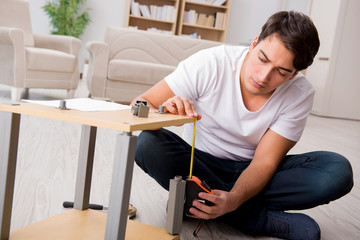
[189,117,197,178]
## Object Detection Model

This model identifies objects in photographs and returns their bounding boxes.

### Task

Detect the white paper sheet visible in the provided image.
[22,98,131,111]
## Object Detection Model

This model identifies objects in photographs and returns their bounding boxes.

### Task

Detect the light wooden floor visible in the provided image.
[1,81,359,239]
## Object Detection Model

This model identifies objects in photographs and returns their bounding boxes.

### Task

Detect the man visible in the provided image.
[132,11,353,239]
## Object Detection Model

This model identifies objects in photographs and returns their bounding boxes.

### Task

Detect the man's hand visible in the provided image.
[131,80,202,120]
[188,190,239,219]
[162,96,202,120]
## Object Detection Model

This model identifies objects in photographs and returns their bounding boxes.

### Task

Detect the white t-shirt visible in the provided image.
[165,45,314,161]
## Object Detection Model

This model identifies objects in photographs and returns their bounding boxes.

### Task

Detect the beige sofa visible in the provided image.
[86,27,222,103]
[0,0,82,101]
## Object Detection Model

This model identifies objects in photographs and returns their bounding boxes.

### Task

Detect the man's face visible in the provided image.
[242,34,298,97]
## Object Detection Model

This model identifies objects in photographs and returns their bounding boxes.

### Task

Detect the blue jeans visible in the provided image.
[135,128,353,235]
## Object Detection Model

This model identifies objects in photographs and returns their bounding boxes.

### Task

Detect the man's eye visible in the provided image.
[258,57,266,63]
[278,70,286,76]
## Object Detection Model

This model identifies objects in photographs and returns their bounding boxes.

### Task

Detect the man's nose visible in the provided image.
[258,66,272,83]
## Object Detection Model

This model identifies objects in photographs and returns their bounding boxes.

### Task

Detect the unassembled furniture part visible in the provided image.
[157,105,166,114]
[166,176,186,235]
[0,0,82,101]
[131,100,150,117]
[0,102,194,240]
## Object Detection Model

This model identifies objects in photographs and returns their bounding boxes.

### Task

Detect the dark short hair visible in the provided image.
[257,11,320,71]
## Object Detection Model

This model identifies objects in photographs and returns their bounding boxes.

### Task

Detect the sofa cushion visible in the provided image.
[26,47,76,72]
[108,59,176,85]
[105,27,222,66]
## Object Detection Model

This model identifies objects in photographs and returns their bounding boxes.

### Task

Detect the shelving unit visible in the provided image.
[127,0,180,34]
[177,0,231,41]
[126,0,231,42]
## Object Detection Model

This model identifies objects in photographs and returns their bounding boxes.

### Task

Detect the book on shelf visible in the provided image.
[212,0,227,6]
[130,0,141,16]
[206,14,215,27]
[183,10,198,25]
[164,5,177,22]
[196,13,216,27]
[197,13,208,26]
[183,11,189,23]
[187,0,208,3]
[139,4,151,18]
[214,12,225,28]
[130,1,176,22]
[187,0,227,5]
[148,4,176,22]
[150,5,157,19]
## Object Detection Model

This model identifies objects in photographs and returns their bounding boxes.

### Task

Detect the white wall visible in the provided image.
[226,0,283,45]
[28,0,51,35]
[78,0,128,68]
[226,0,309,45]
[28,0,309,71]
[28,0,128,70]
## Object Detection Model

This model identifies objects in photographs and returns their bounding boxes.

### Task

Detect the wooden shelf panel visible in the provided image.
[182,23,225,31]
[130,15,175,24]
[186,0,228,9]
[181,27,224,41]
[129,16,175,32]
[136,0,177,4]
[10,209,179,240]
[184,5,227,16]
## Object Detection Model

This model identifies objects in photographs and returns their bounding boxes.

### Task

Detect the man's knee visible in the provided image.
[329,152,353,194]
[315,151,353,200]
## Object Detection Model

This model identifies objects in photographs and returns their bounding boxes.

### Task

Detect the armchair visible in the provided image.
[0,0,82,101]
[86,27,222,104]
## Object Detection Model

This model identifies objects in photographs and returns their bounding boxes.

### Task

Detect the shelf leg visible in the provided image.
[0,112,20,240]
[74,125,97,210]
[105,132,137,240]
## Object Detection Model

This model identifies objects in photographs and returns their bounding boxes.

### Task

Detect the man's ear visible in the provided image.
[249,36,259,51]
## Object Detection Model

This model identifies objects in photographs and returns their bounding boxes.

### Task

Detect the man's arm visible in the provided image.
[131,79,174,108]
[131,79,202,119]
[190,129,296,219]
